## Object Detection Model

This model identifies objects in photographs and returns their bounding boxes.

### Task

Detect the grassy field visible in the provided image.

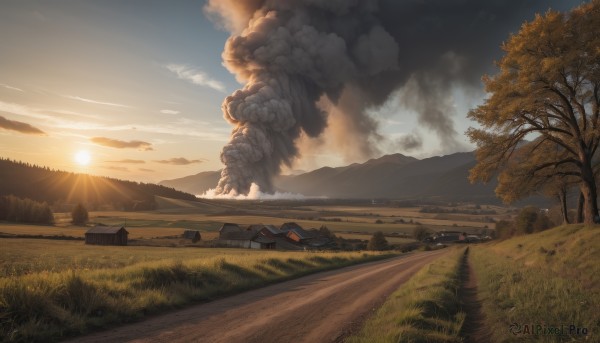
[347,247,466,343]
[0,238,396,342]
[0,200,502,246]
[470,225,599,342]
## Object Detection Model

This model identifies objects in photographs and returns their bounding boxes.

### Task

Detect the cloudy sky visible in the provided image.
[0,0,584,183]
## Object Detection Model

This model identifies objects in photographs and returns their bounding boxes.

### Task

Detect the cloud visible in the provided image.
[139,168,154,172]
[0,84,23,92]
[166,64,226,92]
[67,96,131,108]
[0,115,46,135]
[105,159,145,164]
[154,157,205,165]
[102,166,129,172]
[91,137,153,151]
[160,109,180,115]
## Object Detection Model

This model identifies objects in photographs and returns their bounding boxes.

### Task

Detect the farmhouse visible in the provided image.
[280,222,303,233]
[286,227,316,243]
[249,224,285,238]
[431,231,465,243]
[85,226,128,246]
[182,230,201,243]
[218,223,276,249]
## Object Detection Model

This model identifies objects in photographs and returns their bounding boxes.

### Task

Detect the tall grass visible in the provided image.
[347,248,466,343]
[471,225,600,342]
[0,242,395,343]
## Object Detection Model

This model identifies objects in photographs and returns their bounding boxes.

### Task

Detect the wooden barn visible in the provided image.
[85,226,128,246]
[182,230,201,243]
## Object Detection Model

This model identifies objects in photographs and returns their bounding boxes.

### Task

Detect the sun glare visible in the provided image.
[74,151,91,166]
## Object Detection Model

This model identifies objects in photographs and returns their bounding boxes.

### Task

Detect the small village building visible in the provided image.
[218,223,276,249]
[258,224,285,238]
[432,231,463,243]
[286,227,316,243]
[280,222,304,233]
[182,230,201,243]
[85,226,128,246]
[219,223,243,237]
[253,236,276,249]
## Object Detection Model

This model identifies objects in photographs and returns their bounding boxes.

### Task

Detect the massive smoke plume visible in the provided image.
[206,0,579,195]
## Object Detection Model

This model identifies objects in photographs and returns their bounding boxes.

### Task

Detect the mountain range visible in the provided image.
[159,152,501,202]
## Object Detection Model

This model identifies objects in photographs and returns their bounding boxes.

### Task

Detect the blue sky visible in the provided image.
[0,0,585,183]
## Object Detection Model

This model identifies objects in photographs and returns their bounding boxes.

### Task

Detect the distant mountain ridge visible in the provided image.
[160,152,500,202]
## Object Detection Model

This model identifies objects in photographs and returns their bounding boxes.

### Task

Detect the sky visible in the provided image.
[0,0,585,184]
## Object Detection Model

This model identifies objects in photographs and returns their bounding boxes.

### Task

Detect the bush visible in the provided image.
[413,226,431,241]
[367,231,388,251]
[71,203,89,225]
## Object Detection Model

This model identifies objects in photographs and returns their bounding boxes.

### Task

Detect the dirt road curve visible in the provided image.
[72,250,447,343]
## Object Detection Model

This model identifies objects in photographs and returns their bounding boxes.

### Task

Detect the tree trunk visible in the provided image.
[577,191,584,223]
[580,162,599,224]
[558,191,569,224]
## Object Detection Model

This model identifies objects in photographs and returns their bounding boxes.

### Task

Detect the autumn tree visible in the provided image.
[494,138,577,224]
[468,1,600,224]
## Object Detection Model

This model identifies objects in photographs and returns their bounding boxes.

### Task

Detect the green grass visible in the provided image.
[346,248,466,343]
[471,225,600,342]
[0,238,396,342]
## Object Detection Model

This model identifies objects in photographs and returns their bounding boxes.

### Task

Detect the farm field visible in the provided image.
[0,237,396,342]
[0,200,504,248]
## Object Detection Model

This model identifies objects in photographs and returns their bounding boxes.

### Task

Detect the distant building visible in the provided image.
[85,226,128,246]
[182,230,201,243]
[280,222,303,233]
[218,223,276,249]
[285,227,317,244]
[219,223,243,238]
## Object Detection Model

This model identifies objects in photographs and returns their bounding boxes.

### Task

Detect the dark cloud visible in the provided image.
[91,137,153,151]
[154,157,205,165]
[105,159,145,164]
[0,115,46,135]
[207,0,583,195]
[395,132,423,152]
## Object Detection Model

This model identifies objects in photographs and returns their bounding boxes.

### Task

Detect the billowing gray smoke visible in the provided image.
[206,0,580,195]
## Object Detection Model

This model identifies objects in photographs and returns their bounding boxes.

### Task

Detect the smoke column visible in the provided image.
[206,0,579,196]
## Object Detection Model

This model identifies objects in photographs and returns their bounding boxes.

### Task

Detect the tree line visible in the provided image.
[468,1,600,225]
[0,158,197,210]
[0,195,54,224]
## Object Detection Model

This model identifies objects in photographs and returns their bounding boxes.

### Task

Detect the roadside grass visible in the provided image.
[347,248,466,343]
[471,224,600,342]
[0,240,396,343]
[0,239,270,277]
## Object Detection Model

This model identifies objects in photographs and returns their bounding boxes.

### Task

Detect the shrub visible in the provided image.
[367,231,388,251]
[71,203,89,225]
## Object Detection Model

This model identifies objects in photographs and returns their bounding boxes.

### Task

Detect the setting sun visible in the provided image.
[74,151,91,166]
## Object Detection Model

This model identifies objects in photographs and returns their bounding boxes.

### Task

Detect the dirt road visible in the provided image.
[72,250,447,343]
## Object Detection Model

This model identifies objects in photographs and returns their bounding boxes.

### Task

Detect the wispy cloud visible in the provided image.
[67,95,132,108]
[0,84,23,92]
[0,100,228,141]
[105,159,145,164]
[102,166,129,172]
[160,109,180,115]
[0,115,46,135]
[154,157,205,165]
[139,168,154,172]
[166,64,225,92]
[91,137,153,151]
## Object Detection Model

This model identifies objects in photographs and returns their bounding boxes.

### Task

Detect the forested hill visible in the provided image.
[0,158,198,210]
